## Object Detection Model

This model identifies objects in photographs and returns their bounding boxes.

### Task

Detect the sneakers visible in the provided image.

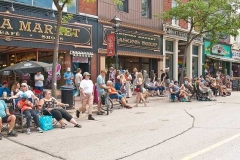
[37,127,43,133]
[7,131,18,137]
[88,115,95,120]
[0,133,2,140]
[76,110,80,118]
[26,128,31,135]
[97,112,104,115]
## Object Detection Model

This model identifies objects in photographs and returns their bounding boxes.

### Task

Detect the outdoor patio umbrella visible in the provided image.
[0,61,52,76]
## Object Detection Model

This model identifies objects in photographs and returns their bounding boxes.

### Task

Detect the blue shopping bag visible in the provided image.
[40,116,53,131]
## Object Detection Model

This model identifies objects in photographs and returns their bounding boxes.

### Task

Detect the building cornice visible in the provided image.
[98,18,165,35]
[98,49,164,59]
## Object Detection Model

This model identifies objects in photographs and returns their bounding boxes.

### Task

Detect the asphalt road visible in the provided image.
[1,92,240,160]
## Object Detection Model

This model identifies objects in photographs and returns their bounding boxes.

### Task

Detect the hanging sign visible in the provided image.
[107,33,115,57]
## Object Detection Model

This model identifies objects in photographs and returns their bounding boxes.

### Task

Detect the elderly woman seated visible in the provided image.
[196,80,216,101]
[155,78,165,97]
[107,81,132,109]
[145,78,157,97]
[38,91,82,129]
[169,83,192,102]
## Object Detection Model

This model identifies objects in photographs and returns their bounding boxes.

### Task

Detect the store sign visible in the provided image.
[165,28,202,41]
[204,41,231,58]
[0,12,92,48]
[47,64,61,81]
[72,57,88,63]
[103,26,160,51]
[107,33,115,56]
[232,50,240,59]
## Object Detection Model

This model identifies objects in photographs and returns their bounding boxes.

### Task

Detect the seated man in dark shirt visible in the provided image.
[0,81,10,97]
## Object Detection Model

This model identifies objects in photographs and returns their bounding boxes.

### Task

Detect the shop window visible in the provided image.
[165,54,173,79]
[117,0,128,13]
[192,57,198,78]
[142,0,151,18]
[0,54,7,70]
[166,41,173,52]
[16,0,32,5]
[192,45,198,55]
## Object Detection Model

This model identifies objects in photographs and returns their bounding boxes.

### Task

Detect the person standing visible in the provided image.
[0,81,10,97]
[164,68,170,88]
[134,72,147,107]
[64,67,74,86]
[34,72,44,92]
[96,69,109,115]
[76,72,95,120]
[74,68,83,97]
[125,71,132,98]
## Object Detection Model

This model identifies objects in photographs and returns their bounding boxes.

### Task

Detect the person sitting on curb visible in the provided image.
[17,93,43,135]
[145,78,157,97]
[0,100,17,140]
[38,91,81,129]
[155,78,165,97]
[107,81,132,109]
[76,72,95,120]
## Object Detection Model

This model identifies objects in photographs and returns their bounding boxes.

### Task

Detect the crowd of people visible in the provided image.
[0,66,233,140]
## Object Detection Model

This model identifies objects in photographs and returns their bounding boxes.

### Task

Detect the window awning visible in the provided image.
[206,54,240,63]
[70,51,93,58]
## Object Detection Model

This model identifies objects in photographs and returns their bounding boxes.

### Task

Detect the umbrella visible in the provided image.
[0,61,52,76]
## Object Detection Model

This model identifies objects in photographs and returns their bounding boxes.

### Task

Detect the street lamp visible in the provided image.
[110,16,122,70]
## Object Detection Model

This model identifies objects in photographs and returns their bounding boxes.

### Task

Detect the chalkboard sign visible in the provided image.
[232,80,239,91]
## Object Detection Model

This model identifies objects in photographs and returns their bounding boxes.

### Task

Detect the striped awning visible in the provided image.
[206,54,240,63]
[70,51,93,58]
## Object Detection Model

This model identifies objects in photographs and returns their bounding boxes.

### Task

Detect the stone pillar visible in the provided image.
[162,36,166,70]
[173,39,179,80]
[186,43,193,78]
[198,44,203,77]
[100,55,106,71]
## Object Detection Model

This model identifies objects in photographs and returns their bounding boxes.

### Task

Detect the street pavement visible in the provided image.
[1,92,240,160]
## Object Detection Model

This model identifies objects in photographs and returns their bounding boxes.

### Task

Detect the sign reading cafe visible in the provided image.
[0,13,92,48]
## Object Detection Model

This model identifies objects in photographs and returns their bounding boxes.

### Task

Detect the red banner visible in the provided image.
[107,33,115,57]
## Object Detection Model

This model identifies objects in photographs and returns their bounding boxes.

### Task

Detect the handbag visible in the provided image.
[40,116,53,131]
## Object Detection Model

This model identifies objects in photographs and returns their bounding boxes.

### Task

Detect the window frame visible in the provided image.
[117,0,129,13]
[142,0,152,19]
[171,0,179,26]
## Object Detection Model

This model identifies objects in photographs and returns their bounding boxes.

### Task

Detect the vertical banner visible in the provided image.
[107,33,115,57]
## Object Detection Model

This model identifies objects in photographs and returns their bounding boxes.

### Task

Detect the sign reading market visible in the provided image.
[103,26,160,51]
[0,12,92,48]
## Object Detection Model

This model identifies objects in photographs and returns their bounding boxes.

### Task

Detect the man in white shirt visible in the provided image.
[34,72,44,92]
[74,68,83,97]
[76,72,95,120]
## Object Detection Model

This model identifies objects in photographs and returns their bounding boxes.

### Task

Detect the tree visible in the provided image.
[51,0,122,97]
[156,0,240,83]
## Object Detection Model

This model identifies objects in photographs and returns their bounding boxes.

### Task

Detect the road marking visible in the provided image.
[181,133,240,160]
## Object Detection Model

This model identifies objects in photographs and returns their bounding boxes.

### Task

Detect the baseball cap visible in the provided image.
[21,93,28,99]
[2,80,8,85]
[83,72,91,76]
[21,83,28,87]
[67,67,70,71]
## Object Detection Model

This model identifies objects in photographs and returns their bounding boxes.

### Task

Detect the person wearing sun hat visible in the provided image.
[76,72,95,120]
[17,93,43,135]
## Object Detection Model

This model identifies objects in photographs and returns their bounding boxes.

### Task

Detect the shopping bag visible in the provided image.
[40,116,53,131]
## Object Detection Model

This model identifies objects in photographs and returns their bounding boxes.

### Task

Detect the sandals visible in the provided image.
[74,124,82,128]
[124,105,132,109]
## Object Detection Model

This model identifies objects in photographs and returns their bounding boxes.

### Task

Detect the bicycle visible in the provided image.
[100,92,113,115]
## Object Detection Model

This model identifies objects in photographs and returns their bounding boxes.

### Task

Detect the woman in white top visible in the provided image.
[76,72,95,120]
[125,71,132,98]
[9,83,39,102]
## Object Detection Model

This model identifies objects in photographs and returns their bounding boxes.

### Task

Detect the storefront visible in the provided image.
[203,40,234,76]
[231,50,240,77]
[0,1,98,87]
[98,19,164,77]
[162,24,203,80]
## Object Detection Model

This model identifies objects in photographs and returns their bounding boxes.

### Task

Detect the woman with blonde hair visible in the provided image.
[11,81,20,95]
[135,72,147,107]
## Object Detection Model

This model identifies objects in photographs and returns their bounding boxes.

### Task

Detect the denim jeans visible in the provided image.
[23,109,40,128]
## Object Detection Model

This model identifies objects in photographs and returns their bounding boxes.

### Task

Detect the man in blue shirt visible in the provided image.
[64,67,74,85]
[0,100,17,139]
[0,81,11,97]
[96,69,110,115]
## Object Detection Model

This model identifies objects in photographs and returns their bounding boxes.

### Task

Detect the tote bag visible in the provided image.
[40,116,53,131]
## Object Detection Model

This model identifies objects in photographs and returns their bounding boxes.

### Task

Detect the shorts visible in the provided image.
[1,115,9,123]
[109,94,123,100]
[80,94,93,104]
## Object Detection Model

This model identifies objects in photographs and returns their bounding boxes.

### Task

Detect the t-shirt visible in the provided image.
[75,73,83,84]
[97,75,105,95]
[34,74,44,87]
[160,73,165,81]
[17,99,32,112]
[0,87,10,97]
[16,90,34,99]
[0,100,7,118]
[64,72,74,85]
[108,87,117,94]
[80,79,93,94]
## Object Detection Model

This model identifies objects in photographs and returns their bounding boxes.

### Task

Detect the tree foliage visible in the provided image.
[155,0,240,82]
